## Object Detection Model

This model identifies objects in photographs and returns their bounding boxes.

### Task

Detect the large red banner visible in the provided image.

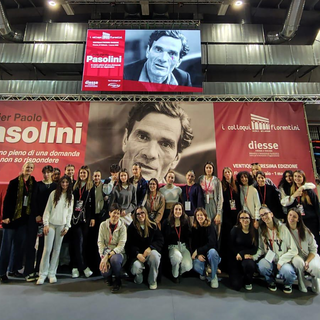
[214,102,314,185]
[0,101,89,182]
[0,101,314,185]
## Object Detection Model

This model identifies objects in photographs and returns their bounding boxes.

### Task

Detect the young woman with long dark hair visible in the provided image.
[162,202,192,283]
[255,171,284,220]
[286,207,320,293]
[112,168,137,227]
[126,206,163,290]
[229,210,258,291]
[191,207,220,289]
[37,175,73,285]
[198,161,223,228]
[70,165,95,279]
[236,171,261,229]
[254,206,298,293]
[219,167,241,272]
[281,169,320,250]
[142,178,165,229]
[278,170,293,199]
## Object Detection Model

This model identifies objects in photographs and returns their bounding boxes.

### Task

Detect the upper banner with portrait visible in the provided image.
[82,29,203,92]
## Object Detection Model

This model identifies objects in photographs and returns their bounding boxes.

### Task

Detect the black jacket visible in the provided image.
[191,224,218,256]
[72,186,95,225]
[2,176,37,229]
[162,219,191,249]
[126,222,164,263]
[129,176,148,206]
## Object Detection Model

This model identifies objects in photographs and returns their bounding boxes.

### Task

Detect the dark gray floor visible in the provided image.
[0,275,319,320]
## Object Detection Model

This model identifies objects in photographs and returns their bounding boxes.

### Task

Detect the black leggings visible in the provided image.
[229,259,256,291]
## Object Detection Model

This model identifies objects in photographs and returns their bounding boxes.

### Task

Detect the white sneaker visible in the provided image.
[298,283,308,293]
[245,284,253,291]
[83,267,93,278]
[311,277,320,294]
[36,276,46,285]
[72,268,80,278]
[49,276,57,284]
[134,273,143,284]
[149,282,157,290]
[199,275,206,281]
[210,274,219,289]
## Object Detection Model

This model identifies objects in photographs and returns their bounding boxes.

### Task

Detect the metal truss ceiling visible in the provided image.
[1,94,320,103]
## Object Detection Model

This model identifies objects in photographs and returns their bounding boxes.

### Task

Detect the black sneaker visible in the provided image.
[104,276,113,286]
[1,275,9,283]
[111,283,121,293]
[268,282,277,292]
[283,285,292,294]
[25,273,39,282]
[8,271,24,278]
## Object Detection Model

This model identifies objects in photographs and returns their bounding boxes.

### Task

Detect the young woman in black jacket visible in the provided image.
[126,206,164,290]
[162,202,192,283]
[229,210,258,291]
[70,165,95,279]
[191,207,220,289]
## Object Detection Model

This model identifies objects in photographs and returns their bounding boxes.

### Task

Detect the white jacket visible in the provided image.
[281,182,316,207]
[98,218,127,257]
[43,191,74,230]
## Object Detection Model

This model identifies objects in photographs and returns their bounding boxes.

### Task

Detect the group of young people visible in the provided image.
[0,161,319,295]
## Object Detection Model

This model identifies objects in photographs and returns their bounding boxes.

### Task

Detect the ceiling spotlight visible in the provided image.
[234,1,243,6]
[48,1,57,6]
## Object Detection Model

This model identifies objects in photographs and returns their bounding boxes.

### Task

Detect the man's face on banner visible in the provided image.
[122,112,181,182]
[146,36,182,81]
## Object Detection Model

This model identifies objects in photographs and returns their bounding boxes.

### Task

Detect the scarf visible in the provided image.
[13,175,33,221]
[95,183,104,214]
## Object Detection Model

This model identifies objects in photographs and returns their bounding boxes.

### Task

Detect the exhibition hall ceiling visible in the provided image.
[1,0,320,44]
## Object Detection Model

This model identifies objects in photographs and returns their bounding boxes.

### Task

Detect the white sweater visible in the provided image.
[253,223,298,266]
[43,190,74,230]
[290,228,318,260]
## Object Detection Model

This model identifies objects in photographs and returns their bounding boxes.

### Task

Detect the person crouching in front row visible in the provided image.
[98,204,127,293]
[126,206,164,290]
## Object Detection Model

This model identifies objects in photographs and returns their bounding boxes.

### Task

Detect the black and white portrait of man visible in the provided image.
[85,101,215,183]
[123,30,202,88]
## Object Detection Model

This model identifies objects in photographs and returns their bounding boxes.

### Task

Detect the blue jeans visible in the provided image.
[0,225,27,276]
[258,258,297,285]
[101,253,123,279]
[193,248,220,280]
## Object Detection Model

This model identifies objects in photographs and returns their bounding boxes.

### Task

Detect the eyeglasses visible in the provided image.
[239,217,250,220]
[260,212,270,218]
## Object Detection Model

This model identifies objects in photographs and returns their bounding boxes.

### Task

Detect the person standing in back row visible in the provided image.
[0,162,36,283]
